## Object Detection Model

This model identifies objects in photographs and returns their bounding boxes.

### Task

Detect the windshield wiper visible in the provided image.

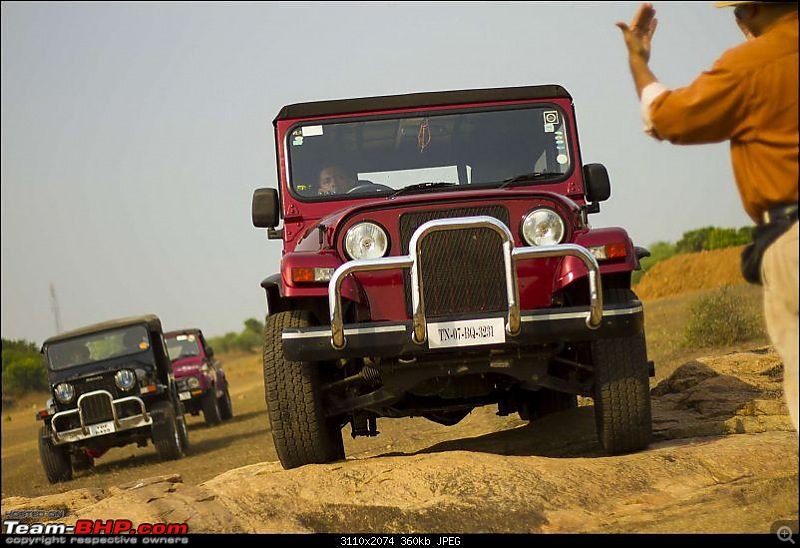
[496,172,563,189]
[389,182,457,198]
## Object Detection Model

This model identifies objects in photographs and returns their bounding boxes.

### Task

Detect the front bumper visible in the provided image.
[284,215,635,361]
[50,390,152,445]
[176,379,209,403]
[283,302,644,361]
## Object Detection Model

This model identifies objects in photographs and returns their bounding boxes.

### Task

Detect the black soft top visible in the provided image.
[274,84,571,124]
[43,314,163,346]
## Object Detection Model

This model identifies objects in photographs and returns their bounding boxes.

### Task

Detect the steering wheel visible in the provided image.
[346,182,394,195]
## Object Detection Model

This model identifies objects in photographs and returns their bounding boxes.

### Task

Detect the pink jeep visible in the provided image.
[165,329,233,425]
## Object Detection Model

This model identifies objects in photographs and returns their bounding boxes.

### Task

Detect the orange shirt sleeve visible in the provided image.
[649,53,750,145]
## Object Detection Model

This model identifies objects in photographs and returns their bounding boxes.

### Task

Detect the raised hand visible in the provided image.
[616,3,659,63]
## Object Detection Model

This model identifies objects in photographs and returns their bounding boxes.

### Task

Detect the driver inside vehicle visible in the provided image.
[317,165,356,195]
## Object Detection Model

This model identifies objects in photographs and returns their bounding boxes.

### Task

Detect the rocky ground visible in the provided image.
[3,347,796,533]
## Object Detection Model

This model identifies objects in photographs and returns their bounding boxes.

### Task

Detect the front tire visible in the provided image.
[218,386,234,421]
[152,401,185,461]
[39,426,72,483]
[591,288,652,454]
[202,389,222,426]
[263,310,344,469]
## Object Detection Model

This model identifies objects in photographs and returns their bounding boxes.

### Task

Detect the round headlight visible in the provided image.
[521,208,566,246]
[344,222,389,260]
[54,383,75,404]
[114,369,136,391]
[186,377,201,389]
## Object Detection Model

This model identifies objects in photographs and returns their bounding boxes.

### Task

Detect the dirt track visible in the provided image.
[3,347,797,533]
[2,282,796,533]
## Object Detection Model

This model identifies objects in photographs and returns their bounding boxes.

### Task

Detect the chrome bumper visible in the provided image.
[50,390,152,445]
[329,215,603,350]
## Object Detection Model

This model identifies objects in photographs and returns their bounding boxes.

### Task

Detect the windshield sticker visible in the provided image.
[177,335,188,341]
[292,136,303,146]
[556,154,569,165]
[138,341,150,350]
[418,119,431,153]
[543,111,559,124]
[302,125,324,137]
[544,123,555,133]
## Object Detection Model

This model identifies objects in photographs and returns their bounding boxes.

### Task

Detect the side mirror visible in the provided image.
[206,346,215,358]
[583,163,611,203]
[252,188,280,228]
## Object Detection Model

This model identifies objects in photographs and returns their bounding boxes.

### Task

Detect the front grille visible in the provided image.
[74,376,118,425]
[75,376,118,399]
[399,206,510,318]
[80,392,114,425]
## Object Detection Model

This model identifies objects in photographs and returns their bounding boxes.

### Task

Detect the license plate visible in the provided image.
[179,391,192,401]
[88,421,116,436]
[427,317,506,349]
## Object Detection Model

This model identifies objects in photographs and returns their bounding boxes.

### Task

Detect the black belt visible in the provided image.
[762,203,798,225]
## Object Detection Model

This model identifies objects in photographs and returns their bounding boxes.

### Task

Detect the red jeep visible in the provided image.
[252,85,654,469]
[165,329,233,426]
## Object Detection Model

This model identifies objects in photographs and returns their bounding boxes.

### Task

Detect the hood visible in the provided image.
[48,355,157,385]
[294,186,584,251]
[171,356,204,377]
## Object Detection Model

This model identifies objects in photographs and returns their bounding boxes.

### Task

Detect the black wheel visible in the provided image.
[151,401,185,461]
[517,389,577,421]
[591,288,652,454]
[177,407,190,454]
[263,310,344,469]
[38,426,72,483]
[70,450,94,472]
[218,386,234,421]
[202,389,222,426]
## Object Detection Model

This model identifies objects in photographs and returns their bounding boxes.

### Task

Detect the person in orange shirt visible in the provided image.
[617,1,799,432]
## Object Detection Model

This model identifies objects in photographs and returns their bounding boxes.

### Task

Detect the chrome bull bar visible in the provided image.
[50,389,151,443]
[329,216,603,350]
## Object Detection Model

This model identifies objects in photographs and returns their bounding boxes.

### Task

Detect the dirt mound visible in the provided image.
[3,348,796,533]
[635,246,747,301]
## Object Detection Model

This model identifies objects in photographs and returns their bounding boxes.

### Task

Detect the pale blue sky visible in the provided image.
[1,2,750,343]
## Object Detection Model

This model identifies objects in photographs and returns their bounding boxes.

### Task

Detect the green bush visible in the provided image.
[3,356,47,393]
[2,339,47,394]
[207,318,264,354]
[675,226,753,254]
[682,286,765,348]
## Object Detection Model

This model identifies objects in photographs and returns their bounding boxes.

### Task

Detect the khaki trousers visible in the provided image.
[762,221,799,432]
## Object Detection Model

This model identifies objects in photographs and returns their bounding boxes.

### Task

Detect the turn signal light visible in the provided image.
[291,267,335,283]
[589,242,627,261]
[35,409,51,421]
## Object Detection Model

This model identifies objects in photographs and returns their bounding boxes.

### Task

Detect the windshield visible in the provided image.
[287,105,571,200]
[46,325,150,371]
[166,333,202,361]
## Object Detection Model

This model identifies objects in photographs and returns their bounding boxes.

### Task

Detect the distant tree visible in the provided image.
[243,318,264,334]
[206,318,265,355]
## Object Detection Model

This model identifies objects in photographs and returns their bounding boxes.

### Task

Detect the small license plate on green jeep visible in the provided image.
[427,317,506,349]
[88,421,116,436]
